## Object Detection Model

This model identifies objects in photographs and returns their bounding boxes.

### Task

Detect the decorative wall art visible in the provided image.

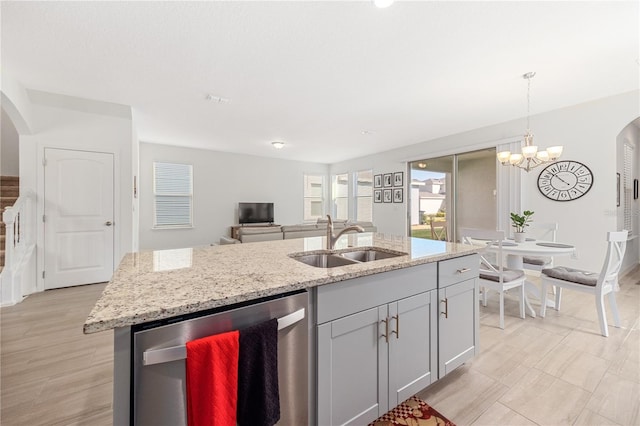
[374,174,382,188]
[393,188,403,203]
[383,189,392,203]
[383,174,392,187]
[393,172,403,187]
[374,189,382,203]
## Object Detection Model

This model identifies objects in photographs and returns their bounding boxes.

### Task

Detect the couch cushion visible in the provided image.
[479,265,525,283]
[542,266,598,286]
[281,224,319,232]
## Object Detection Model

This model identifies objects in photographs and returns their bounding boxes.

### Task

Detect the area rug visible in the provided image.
[368,396,456,426]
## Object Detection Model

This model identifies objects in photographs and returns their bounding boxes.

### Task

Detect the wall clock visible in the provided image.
[537,160,593,201]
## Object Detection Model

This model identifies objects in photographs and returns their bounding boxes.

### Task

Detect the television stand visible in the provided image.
[230,223,280,240]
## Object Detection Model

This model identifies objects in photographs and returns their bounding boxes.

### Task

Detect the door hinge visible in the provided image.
[42,157,47,166]
[42,271,46,279]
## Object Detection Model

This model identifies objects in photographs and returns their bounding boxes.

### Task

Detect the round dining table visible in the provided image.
[482,238,576,318]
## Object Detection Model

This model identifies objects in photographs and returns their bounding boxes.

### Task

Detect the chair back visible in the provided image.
[429,216,448,241]
[530,222,558,242]
[460,228,507,284]
[597,230,628,291]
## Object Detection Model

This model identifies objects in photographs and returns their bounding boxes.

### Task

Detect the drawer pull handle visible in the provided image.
[380,318,389,343]
[391,315,400,339]
[441,298,448,318]
[456,267,471,274]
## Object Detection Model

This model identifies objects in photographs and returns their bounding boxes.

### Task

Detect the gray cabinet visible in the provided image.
[316,264,438,426]
[437,254,479,378]
[388,291,438,407]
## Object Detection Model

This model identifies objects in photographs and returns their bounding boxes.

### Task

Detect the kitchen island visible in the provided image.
[84,233,482,425]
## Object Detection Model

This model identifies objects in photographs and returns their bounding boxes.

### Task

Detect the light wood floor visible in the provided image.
[1,269,638,425]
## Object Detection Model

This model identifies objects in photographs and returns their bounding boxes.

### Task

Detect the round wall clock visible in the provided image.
[537,160,594,201]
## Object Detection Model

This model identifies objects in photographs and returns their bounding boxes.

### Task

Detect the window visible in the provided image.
[153,162,193,228]
[303,174,325,221]
[333,173,349,220]
[355,170,373,222]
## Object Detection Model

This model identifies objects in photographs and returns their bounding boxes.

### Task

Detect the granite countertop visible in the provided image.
[83,233,481,333]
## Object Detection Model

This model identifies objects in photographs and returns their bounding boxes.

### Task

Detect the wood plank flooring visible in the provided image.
[1,267,638,425]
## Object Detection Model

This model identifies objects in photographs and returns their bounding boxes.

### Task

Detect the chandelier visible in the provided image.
[497,72,563,172]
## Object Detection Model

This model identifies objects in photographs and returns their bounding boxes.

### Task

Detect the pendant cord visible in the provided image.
[526,76,531,132]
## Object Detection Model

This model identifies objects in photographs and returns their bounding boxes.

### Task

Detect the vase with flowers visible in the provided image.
[510,210,534,242]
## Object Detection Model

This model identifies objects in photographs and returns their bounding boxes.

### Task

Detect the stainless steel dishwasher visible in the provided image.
[131,290,309,426]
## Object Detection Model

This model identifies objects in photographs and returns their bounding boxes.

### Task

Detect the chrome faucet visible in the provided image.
[325,215,365,250]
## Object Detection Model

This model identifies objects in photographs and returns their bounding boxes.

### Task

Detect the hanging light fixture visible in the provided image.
[497,72,563,172]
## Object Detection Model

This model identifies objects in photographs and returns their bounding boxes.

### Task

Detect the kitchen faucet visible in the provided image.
[325,215,365,250]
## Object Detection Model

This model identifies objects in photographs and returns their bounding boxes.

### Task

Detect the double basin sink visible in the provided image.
[290,247,407,268]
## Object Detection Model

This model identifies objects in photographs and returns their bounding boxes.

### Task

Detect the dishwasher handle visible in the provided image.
[142,308,305,366]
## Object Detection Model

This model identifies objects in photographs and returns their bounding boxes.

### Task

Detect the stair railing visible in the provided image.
[2,189,34,305]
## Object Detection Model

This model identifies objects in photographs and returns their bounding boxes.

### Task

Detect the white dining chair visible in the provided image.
[540,230,627,337]
[461,228,527,329]
[522,222,558,273]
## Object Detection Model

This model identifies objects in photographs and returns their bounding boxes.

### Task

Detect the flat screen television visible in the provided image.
[238,202,274,224]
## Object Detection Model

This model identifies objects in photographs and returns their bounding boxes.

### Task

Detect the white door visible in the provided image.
[44,148,114,289]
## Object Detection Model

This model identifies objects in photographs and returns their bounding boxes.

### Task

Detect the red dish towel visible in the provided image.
[186,330,240,426]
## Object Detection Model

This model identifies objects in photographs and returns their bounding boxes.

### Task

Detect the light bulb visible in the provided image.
[497,151,511,164]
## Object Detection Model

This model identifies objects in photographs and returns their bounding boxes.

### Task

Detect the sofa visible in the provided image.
[221,220,377,244]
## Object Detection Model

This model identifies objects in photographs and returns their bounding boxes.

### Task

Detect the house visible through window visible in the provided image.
[153,162,193,228]
[355,170,373,222]
[303,174,325,221]
[333,173,349,220]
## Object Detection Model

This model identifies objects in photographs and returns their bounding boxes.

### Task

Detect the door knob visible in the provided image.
[105,221,113,226]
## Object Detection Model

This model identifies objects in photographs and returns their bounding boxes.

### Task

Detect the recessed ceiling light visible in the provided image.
[373,0,394,8]
[272,141,285,149]
[361,130,374,135]
[417,163,427,169]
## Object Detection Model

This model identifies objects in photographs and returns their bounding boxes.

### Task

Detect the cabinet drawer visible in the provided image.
[438,254,479,288]
[316,263,437,324]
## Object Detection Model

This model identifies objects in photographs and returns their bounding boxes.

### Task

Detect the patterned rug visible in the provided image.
[368,396,456,426]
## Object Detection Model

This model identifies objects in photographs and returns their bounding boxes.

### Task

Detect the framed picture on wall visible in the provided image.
[374,189,382,203]
[374,174,382,188]
[383,173,392,187]
[393,188,403,203]
[393,172,403,187]
[383,189,392,203]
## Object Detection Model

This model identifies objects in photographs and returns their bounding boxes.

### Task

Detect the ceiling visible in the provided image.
[2,1,638,164]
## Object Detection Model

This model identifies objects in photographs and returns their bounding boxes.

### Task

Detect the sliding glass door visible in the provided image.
[409,148,496,242]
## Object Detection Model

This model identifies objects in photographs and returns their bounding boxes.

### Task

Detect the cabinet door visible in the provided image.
[317,305,388,426]
[438,278,478,378]
[388,290,438,407]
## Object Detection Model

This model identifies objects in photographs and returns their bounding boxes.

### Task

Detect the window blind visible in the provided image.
[153,162,193,228]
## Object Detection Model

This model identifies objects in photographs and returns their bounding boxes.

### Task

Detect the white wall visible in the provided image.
[19,93,135,292]
[1,108,20,176]
[331,91,640,271]
[138,142,329,250]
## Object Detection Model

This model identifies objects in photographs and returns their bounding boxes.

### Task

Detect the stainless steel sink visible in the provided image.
[291,247,407,268]
[340,249,405,262]
[292,253,359,268]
